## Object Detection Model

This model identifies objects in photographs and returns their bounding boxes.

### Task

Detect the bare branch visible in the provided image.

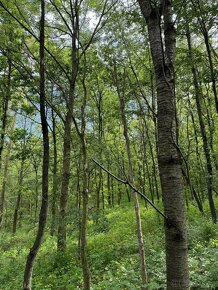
[92,158,167,220]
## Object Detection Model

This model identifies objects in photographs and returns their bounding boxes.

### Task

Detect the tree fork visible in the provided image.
[137,0,189,289]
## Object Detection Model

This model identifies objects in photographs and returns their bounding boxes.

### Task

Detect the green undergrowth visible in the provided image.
[0,199,218,289]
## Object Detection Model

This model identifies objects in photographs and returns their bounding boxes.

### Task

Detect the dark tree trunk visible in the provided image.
[50,108,58,236]
[23,1,49,288]
[79,66,90,290]
[95,88,103,215]
[0,56,11,170]
[137,1,189,289]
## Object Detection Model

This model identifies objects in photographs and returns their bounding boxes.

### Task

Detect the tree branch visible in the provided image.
[92,159,167,219]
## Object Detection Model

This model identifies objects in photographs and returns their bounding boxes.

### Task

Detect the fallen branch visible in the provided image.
[92,159,167,220]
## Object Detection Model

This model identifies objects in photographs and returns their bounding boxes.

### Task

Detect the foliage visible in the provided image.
[0,201,218,289]
[0,0,218,289]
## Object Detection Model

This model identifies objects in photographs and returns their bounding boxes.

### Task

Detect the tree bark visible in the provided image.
[137,1,189,289]
[23,1,49,288]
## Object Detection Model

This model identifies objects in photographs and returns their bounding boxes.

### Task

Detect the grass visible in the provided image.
[0,199,218,289]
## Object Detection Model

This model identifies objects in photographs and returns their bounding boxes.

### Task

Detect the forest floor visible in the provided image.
[0,198,218,290]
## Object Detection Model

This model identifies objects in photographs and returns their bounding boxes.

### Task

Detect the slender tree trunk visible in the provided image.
[117,182,122,206]
[57,112,72,250]
[0,56,11,170]
[50,108,58,236]
[181,167,203,213]
[186,26,217,223]
[76,159,82,259]
[57,6,78,252]
[13,157,25,234]
[194,1,218,113]
[33,165,39,224]
[137,1,189,289]
[101,178,104,210]
[0,113,16,227]
[115,64,147,288]
[80,135,90,290]
[23,1,49,288]
[95,89,103,215]
[107,162,111,206]
[79,66,90,290]
[143,118,160,202]
[187,93,205,179]
[202,91,218,170]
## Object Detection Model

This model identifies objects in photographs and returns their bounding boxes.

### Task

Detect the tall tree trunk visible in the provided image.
[76,158,82,259]
[186,26,217,223]
[80,65,90,290]
[137,1,189,289]
[95,88,103,215]
[23,1,49,288]
[114,64,147,288]
[57,6,78,252]
[0,113,16,227]
[57,111,72,250]
[80,134,90,290]
[0,56,11,170]
[50,108,58,236]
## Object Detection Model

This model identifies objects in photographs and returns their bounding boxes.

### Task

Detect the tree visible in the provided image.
[23,0,49,288]
[137,0,189,289]
[186,24,217,223]
[113,61,147,288]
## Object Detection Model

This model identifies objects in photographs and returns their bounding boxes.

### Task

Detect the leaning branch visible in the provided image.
[92,159,167,220]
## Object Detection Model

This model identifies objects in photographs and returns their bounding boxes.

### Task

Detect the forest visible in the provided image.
[0,0,218,289]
